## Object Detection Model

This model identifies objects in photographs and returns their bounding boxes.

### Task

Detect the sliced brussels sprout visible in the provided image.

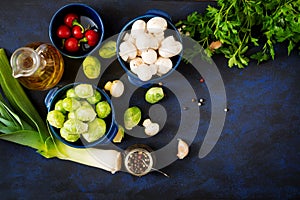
[124,106,141,130]
[62,97,81,112]
[74,84,94,98]
[75,104,97,122]
[82,118,106,143]
[63,118,88,134]
[82,56,101,79]
[99,40,117,59]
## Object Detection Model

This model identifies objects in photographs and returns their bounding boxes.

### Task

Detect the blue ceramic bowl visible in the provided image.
[44,83,118,148]
[117,9,183,87]
[49,3,104,59]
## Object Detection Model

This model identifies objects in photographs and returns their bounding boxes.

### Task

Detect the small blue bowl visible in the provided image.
[49,3,104,59]
[44,83,118,148]
[117,9,183,87]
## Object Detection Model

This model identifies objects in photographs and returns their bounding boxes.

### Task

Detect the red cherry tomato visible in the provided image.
[64,13,78,27]
[64,37,80,52]
[72,25,84,39]
[56,25,71,39]
[84,30,99,46]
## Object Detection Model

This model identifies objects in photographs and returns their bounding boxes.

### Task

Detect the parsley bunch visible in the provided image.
[176,0,300,68]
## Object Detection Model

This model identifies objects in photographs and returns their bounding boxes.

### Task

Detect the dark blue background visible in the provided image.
[0,1,299,199]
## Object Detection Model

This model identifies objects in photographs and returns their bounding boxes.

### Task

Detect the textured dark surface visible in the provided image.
[0,0,300,199]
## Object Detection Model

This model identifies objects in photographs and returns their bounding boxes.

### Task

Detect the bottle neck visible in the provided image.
[10,47,41,78]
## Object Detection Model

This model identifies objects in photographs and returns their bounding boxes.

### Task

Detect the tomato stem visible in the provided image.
[72,20,85,33]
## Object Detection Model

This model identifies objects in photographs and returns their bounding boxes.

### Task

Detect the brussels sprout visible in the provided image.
[82,118,106,142]
[87,90,102,104]
[60,127,80,142]
[47,110,65,128]
[54,100,66,114]
[145,87,164,104]
[75,104,97,122]
[63,118,88,134]
[74,84,94,98]
[68,111,76,120]
[80,100,91,106]
[66,88,79,99]
[82,56,101,79]
[62,97,81,112]
[99,40,117,59]
[96,101,111,118]
[124,106,141,130]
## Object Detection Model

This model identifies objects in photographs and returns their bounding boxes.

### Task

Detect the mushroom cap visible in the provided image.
[135,64,153,81]
[135,32,154,51]
[158,36,182,58]
[149,64,158,75]
[155,57,173,76]
[131,20,146,38]
[142,119,152,127]
[151,32,165,44]
[129,57,144,74]
[110,80,124,98]
[123,32,136,44]
[146,17,168,34]
[141,49,157,64]
[119,41,137,61]
[143,119,160,136]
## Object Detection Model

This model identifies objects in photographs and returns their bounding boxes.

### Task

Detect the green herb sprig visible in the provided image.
[176,0,300,68]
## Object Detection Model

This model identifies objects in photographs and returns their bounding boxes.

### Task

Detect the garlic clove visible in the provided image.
[177,139,189,159]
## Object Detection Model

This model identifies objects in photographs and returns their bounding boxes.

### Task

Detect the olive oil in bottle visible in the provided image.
[10,42,64,90]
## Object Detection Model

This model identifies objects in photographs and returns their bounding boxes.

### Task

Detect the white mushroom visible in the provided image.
[129,57,144,74]
[146,17,168,34]
[155,57,173,76]
[135,64,153,81]
[143,119,160,136]
[141,49,157,64]
[123,33,136,44]
[135,32,153,51]
[158,36,182,58]
[119,41,137,61]
[177,139,189,159]
[131,20,146,38]
[151,32,165,44]
[104,80,124,98]
[149,64,158,75]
